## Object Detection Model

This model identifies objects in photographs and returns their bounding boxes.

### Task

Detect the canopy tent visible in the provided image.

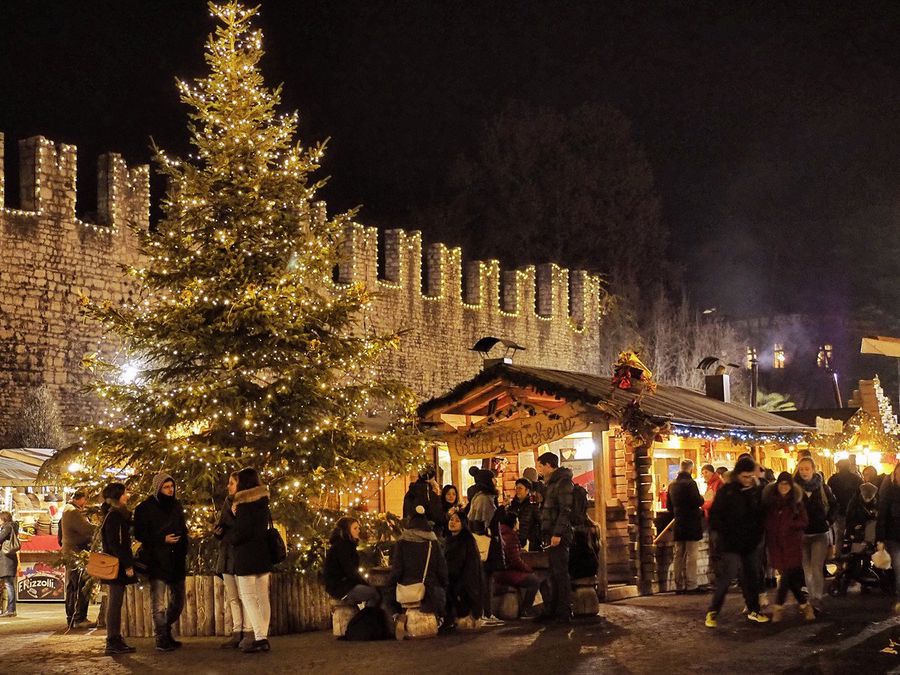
[0,448,56,486]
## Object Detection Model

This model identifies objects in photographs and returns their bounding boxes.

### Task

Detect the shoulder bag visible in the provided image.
[1,524,20,555]
[395,541,432,605]
[86,512,120,581]
[267,513,287,564]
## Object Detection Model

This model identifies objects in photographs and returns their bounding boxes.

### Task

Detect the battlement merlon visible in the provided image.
[0,134,150,238]
[335,218,604,329]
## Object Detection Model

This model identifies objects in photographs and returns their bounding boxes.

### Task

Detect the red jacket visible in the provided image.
[764,483,808,571]
[493,524,534,586]
[702,472,724,518]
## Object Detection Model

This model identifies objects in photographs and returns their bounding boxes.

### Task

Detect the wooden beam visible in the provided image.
[591,421,610,600]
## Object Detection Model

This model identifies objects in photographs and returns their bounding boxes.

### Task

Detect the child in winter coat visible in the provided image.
[763,472,814,622]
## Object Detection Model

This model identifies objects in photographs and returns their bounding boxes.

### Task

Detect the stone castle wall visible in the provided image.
[0,134,604,440]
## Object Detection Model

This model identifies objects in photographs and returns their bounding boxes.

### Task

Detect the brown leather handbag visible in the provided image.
[86,551,120,580]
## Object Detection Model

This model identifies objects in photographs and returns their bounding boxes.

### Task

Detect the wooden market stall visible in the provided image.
[419,362,814,599]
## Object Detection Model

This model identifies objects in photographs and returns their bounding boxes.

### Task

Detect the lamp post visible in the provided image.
[746,346,759,408]
[817,343,843,408]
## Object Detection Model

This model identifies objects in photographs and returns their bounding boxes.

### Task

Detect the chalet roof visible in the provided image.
[419,363,812,436]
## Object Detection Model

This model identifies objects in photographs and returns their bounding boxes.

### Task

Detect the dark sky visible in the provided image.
[2,1,899,321]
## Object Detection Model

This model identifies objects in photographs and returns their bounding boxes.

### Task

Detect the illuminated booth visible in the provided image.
[419,361,813,599]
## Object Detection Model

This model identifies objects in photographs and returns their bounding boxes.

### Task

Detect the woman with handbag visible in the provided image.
[389,505,448,639]
[0,511,20,618]
[230,467,274,654]
[99,482,138,655]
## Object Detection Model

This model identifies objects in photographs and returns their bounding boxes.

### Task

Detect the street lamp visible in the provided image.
[746,346,759,408]
[817,343,843,408]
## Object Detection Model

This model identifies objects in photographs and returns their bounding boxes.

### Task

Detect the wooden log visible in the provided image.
[268,573,278,636]
[183,575,197,637]
[331,603,358,637]
[123,584,135,638]
[214,575,226,637]
[405,608,438,639]
[133,583,145,638]
[279,574,287,635]
[290,574,300,633]
[199,576,215,636]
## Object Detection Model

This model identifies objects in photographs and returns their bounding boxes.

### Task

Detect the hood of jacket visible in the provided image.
[548,466,574,485]
[400,528,438,543]
[763,481,803,507]
[233,485,270,505]
[151,471,176,498]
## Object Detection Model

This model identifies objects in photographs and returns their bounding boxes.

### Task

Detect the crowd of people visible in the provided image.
[323,451,599,638]
[664,452,899,629]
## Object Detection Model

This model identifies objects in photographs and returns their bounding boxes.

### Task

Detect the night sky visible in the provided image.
[2,1,899,322]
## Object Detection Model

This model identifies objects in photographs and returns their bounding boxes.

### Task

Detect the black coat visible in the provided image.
[134,495,189,582]
[709,481,765,554]
[101,506,137,586]
[390,529,448,615]
[213,496,237,576]
[509,496,542,550]
[667,472,704,542]
[402,480,443,525]
[0,521,18,578]
[877,479,900,543]
[324,538,368,599]
[444,529,482,619]
[539,467,574,543]
[798,483,836,535]
[828,470,863,515]
[845,493,878,545]
[231,486,274,576]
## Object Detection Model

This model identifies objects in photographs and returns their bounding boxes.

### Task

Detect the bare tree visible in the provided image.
[4,385,66,449]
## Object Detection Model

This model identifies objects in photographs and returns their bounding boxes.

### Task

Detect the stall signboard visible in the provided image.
[444,403,596,459]
[17,561,66,602]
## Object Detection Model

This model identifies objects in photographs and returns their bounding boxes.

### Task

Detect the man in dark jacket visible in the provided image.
[537,451,574,623]
[509,478,541,551]
[705,456,769,628]
[61,490,95,627]
[134,472,189,651]
[667,460,704,594]
[828,460,863,553]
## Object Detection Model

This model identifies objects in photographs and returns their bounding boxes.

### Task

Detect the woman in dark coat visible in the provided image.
[794,457,837,607]
[231,467,274,653]
[390,504,448,636]
[324,517,379,607]
[666,467,704,593]
[763,472,813,622]
[443,511,482,631]
[213,471,244,648]
[100,482,138,655]
[876,464,900,613]
[0,511,19,618]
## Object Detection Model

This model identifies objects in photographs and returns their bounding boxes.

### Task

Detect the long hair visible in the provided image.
[236,467,262,492]
[329,516,358,544]
[0,511,11,524]
[101,482,126,514]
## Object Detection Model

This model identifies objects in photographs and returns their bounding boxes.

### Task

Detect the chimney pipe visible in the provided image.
[705,374,731,403]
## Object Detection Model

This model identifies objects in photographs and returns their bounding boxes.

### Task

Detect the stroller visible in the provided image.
[829,494,894,596]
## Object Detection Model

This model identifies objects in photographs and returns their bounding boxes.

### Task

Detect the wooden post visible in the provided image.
[591,421,610,600]
[214,575,226,636]
[200,575,215,636]
[133,583,145,637]
[183,575,197,637]
[124,584,135,637]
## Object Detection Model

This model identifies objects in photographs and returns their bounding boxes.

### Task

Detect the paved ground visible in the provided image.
[4,589,900,674]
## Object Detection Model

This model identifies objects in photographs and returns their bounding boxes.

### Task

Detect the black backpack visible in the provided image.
[340,606,392,641]
[571,483,589,529]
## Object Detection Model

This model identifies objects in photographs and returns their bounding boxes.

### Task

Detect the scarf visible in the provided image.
[795,472,823,495]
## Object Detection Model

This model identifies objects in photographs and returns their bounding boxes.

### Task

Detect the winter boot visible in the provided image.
[221,631,243,648]
[238,634,256,650]
[165,625,182,648]
[105,636,136,655]
[771,604,783,623]
[800,603,816,621]
[155,633,176,652]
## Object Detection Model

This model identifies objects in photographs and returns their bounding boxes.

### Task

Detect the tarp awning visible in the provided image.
[0,448,56,486]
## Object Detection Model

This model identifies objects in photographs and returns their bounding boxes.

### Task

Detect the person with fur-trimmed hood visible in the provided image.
[230,467,275,653]
[134,471,188,652]
[764,472,814,622]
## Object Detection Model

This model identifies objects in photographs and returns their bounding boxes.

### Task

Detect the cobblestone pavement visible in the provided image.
[4,590,900,674]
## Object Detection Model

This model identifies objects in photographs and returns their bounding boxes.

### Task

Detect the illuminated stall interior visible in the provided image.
[418,362,813,598]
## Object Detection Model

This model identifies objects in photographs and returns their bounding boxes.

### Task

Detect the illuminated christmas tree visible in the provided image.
[54,1,422,565]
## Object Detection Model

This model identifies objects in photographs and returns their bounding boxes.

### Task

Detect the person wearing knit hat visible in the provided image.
[763,471,814,622]
[704,456,768,628]
[134,471,189,651]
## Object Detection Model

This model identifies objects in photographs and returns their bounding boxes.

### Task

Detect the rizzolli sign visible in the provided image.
[445,403,593,459]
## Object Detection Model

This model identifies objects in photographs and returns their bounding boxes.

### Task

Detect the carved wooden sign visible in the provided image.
[443,403,595,459]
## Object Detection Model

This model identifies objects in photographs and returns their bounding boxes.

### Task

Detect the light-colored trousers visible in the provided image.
[222,573,244,633]
[673,540,699,591]
[236,573,271,640]
[801,533,829,601]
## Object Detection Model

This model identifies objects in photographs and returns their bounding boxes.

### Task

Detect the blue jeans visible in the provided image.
[150,578,186,636]
[344,583,380,608]
[1,575,16,614]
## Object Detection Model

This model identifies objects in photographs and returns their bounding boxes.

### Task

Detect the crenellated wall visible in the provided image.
[0,133,149,438]
[0,133,604,439]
